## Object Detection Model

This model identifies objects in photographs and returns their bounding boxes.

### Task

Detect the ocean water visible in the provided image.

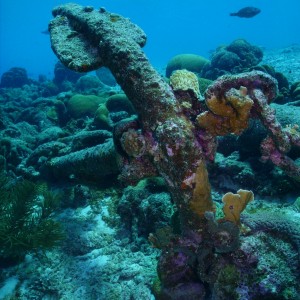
[0,0,299,79]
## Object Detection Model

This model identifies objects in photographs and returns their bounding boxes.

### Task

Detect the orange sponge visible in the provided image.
[222,189,254,225]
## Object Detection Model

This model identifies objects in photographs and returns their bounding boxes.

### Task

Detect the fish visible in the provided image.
[41,29,49,35]
[230,7,261,18]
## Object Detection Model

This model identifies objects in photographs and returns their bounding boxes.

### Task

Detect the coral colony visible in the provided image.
[45,3,300,299]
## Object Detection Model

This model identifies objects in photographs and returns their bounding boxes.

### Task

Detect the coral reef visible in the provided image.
[0,67,30,88]
[0,3,299,300]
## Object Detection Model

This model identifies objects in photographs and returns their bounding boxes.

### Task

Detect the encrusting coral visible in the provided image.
[197,85,253,135]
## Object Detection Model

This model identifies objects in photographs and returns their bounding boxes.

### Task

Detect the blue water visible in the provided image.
[0,0,299,79]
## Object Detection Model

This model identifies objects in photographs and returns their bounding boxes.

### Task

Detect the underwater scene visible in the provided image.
[0,0,300,299]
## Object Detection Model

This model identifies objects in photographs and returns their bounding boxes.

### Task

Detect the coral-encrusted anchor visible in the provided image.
[49,4,300,298]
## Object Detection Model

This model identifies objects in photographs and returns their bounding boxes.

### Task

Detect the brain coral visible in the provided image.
[67,94,107,118]
[166,54,209,78]
[169,69,201,98]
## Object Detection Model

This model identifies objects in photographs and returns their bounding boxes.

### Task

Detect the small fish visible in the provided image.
[230,7,261,18]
